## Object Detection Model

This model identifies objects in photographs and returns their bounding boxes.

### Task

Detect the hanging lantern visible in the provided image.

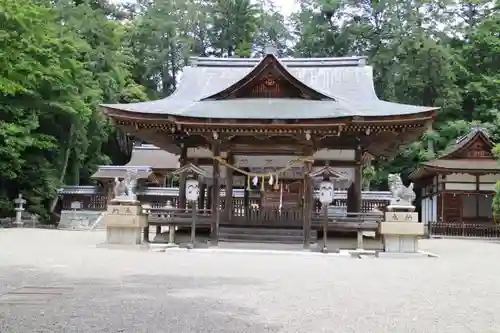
[185,178,200,202]
[319,178,334,205]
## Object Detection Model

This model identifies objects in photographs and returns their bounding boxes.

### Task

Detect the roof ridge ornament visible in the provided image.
[455,124,489,144]
[264,44,278,55]
[471,124,489,136]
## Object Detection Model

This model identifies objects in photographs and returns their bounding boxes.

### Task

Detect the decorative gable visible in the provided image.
[201,54,333,101]
[458,136,493,159]
[444,127,494,160]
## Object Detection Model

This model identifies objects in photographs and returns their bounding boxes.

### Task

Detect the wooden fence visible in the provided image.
[428,222,500,239]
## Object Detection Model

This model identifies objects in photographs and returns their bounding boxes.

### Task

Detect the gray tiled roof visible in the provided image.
[102,56,437,119]
[126,144,179,169]
[422,159,500,171]
[91,166,153,179]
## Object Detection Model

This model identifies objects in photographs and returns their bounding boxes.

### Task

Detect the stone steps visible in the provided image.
[219,227,317,244]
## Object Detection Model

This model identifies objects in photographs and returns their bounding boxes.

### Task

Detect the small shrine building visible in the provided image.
[410,127,500,224]
[97,51,437,243]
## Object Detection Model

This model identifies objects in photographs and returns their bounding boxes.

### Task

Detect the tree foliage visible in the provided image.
[0,0,499,219]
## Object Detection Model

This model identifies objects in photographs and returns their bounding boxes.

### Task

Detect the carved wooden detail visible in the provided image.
[249,74,282,98]
[456,137,493,159]
[464,141,492,158]
[234,71,306,99]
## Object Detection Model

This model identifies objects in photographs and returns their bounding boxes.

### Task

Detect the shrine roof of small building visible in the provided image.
[90,166,154,180]
[125,144,179,170]
[101,54,438,121]
[410,126,500,180]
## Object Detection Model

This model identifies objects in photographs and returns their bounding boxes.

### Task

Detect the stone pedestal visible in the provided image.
[13,209,24,227]
[103,202,147,246]
[379,211,424,254]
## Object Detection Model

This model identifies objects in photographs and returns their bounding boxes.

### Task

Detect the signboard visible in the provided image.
[385,212,418,223]
[70,201,82,210]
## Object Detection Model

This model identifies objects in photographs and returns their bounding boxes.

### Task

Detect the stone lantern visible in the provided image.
[13,194,26,228]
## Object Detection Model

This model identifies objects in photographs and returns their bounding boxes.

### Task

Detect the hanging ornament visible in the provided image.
[246,176,251,191]
[252,176,258,186]
[260,176,265,191]
[268,175,274,186]
[273,174,280,190]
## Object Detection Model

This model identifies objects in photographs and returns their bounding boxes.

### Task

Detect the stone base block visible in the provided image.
[106,227,142,245]
[383,235,419,253]
[376,251,435,259]
[104,204,147,229]
[107,204,142,215]
[379,222,424,235]
[96,243,150,251]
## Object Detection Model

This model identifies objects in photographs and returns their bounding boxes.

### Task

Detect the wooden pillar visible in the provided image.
[105,180,114,204]
[224,153,234,222]
[347,148,362,213]
[178,145,188,210]
[211,142,221,245]
[198,183,206,213]
[354,164,362,212]
[207,185,213,213]
[244,174,249,217]
[303,160,313,249]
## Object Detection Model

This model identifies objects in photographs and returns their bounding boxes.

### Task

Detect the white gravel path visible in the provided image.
[1,229,500,333]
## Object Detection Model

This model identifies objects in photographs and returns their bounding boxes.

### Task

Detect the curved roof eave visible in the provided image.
[102,103,438,123]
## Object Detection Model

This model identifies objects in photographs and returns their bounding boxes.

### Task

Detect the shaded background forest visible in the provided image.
[1,0,499,218]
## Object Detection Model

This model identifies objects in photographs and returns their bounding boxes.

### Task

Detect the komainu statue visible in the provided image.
[388,173,416,207]
[113,177,127,198]
[112,168,139,201]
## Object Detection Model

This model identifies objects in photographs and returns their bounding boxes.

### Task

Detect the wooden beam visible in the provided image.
[211,141,221,245]
[224,152,234,222]
[190,157,358,167]
[303,154,313,249]
[347,147,362,212]
[178,145,188,210]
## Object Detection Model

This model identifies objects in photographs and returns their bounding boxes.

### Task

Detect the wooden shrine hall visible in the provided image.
[411,126,500,225]
[100,50,438,245]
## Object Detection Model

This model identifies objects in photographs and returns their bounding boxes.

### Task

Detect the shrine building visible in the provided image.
[410,126,500,225]
[94,50,438,245]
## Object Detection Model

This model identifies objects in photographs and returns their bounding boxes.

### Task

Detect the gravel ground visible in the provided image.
[1,229,500,333]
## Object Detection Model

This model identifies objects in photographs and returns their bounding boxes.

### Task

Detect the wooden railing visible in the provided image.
[312,212,383,231]
[230,207,303,227]
[429,222,500,239]
[146,204,384,232]
[57,186,392,212]
[147,207,214,227]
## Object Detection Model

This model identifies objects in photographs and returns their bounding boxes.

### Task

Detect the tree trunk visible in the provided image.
[49,123,75,212]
